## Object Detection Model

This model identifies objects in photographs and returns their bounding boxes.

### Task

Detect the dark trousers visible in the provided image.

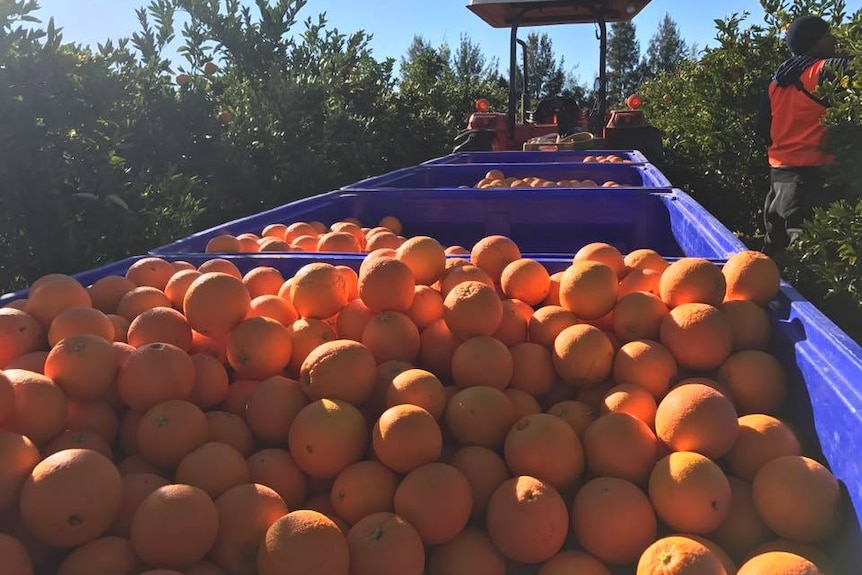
[762,166,837,255]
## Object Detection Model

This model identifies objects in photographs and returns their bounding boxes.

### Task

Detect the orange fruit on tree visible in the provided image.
[183,272,251,337]
[655,382,739,459]
[117,342,195,411]
[659,257,727,308]
[574,242,627,279]
[736,551,824,575]
[571,476,657,565]
[448,446,512,520]
[289,263,349,319]
[726,414,802,481]
[393,462,473,545]
[451,335,513,389]
[347,511,426,575]
[358,256,415,313]
[710,476,774,562]
[361,311,421,363]
[44,333,117,401]
[287,399,368,479]
[500,258,551,305]
[558,261,618,320]
[48,306,114,346]
[372,404,442,474]
[131,484,219,570]
[443,280,503,339]
[258,510,349,575]
[470,235,522,284]
[445,386,517,449]
[659,302,733,371]
[636,535,726,575]
[503,413,585,490]
[648,451,732,534]
[428,526,506,575]
[88,275,136,315]
[612,291,668,343]
[583,412,660,485]
[210,483,288,575]
[722,250,781,306]
[552,324,615,387]
[0,431,40,514]
[715,350,788,415]
[0,308,46,368]
[3,369,67,445]
[137,400,209,469]
[386,368,446,419]
[246,448,308,510]
[330,460,398,525]
[175,442,250,500]
[20,449,122,548]
[486,475,569,563]
[752,455,841,544]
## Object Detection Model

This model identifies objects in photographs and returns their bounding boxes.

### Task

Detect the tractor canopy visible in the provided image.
[467,0,651,28]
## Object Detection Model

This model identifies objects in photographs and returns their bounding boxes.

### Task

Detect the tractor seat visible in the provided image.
[530,95,583,136]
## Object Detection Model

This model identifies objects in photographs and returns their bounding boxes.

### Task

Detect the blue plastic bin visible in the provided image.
[341,162,672,189]
[422,150,650,165]
[1,251,861,572]
[149,188,746,259]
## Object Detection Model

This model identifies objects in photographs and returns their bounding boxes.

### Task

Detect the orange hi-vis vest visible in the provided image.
[767,59,830,168]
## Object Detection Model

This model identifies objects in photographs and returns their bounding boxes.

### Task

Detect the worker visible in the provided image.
[755,14,852,255]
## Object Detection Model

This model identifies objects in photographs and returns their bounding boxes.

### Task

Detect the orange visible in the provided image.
[0,309,46,368]
[612,291,668,342]
[736,551,824,575]
[358,256,416,313]
[386,368,446,419]
[210,483,288,575]
[206,411,255,458]
[428,526,506,575]
[244,375,307,444]
[289,262,349,319]
[3,369,67,446]
[539,551,610,575]
[558,261,618,320]
[197,258,242,280]
[66,399,119,444]
[721,299,772,351]
[335,299,374,341]
[20,449,122,548]
[625,249,670,273]
[500,258,551,305]
[44,333,117,401]
[715,350,788,415]
[247,294,298,326]
[183,272,251,337]
[440,264,495,297]
[544,271,564,306]
[137,400,209,469]
[443,280,503,339]
[649,451,732,533]
[396,236,447,285]
[451,335,513,389]
[619,267,663,297]
[286,318,336,375]
[372,404,442,473]
[444,245,470,256]
[25,275,92,328]
[363,360,414,423]
[752,455,841,544]
[366,230,403,251]
[448,446,511,520]
[613,339,677,398]
[722,250,781,306]
[529,305,578,348]
[346,512,426,575]
[42,428,113,459]
[88,275,137,315]
[655,382,739,459]
[317,231,362,252]
[508,342,556,397]
[247,448,308,509]
[492,299,528,346]
[330,461,398,525]
[418,319,459,381]
[506,388,542,419]
[187,354,229,411]
[601,383,658,427]
[258,238,291,252]
[126,306,192,351]
[0,431,41,514]
[583,412,659,484]
[659,258,727,308]
[131,484,219,569]
[361,311,421,363]
[393,462,473,544]
[574,242,627,279]
[175,442,250,499]
[116,342,195,411]
[552,324,615,387]
[747,541,833,573]
[126,258,178,291]
[711,476,774,562]
[470,235,522,284]
[503,413,584,490]
[288,399,368,479]
[659,303,733,371]
[116,287,172,322]
[284,222,318,243]
[206,235,242,253]
[405,285,443,330]
[299,340,375,405]
[636,535,726,575]
[546,400,597,438]
[243,267,285,298]
[48,306,114,346]
[56,535,140,575]
[109,473,171,537]
[238,234,263,252]
[487,475,568,563]
[726,414,802,481]
[445,386,516,449]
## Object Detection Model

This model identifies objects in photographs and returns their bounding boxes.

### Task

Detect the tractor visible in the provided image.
[452,0,663,161]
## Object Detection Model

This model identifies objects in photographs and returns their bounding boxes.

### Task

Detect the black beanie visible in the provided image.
[785,15,830,56]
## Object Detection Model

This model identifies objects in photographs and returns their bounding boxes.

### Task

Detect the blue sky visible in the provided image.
[27,0,862,83]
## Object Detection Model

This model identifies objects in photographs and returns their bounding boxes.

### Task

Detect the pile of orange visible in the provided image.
[582,154,632,164]
[474,170,624,189]
[0,227,846,575]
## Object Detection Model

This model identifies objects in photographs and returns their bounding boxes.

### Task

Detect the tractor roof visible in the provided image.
[467,0,652,28]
